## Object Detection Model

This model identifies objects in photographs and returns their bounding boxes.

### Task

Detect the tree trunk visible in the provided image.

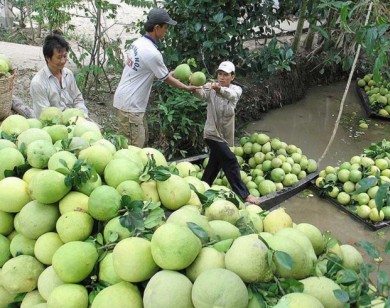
[292,0,308,52]
[304,0,318,51]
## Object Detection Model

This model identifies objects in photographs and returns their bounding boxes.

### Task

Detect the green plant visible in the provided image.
[147,83,207,160]
[250,38,296,77]
[160,0,282,74]
[322,235,390,307]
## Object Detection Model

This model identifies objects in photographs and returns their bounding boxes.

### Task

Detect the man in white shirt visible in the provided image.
[30,34,89,119]
[113,8,198,148]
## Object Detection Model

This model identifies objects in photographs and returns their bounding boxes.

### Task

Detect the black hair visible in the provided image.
[144,21,166,32]
[43,34,69,62]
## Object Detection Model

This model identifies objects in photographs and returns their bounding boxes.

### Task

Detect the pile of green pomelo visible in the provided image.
[0,108,386,308]
[315,140,390,224]
[357,73,390,117]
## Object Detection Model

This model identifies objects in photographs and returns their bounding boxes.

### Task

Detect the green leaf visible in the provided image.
[107,232,119,243]
[375,183,390,210]
[352,177,378,195]
[144,207,165,229]
[187,222,209,244]
[358,240,380,259]
[274,251,293,270]
[333,289,349,303]
[385,241,390,254]
[212,238,233,253]
[377,270,389,292]
[337,269,359,285]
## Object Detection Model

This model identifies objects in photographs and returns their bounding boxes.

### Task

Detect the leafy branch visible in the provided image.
[119,195,165,239]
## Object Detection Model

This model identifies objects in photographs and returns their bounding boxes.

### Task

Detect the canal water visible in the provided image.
[245,81,390,274]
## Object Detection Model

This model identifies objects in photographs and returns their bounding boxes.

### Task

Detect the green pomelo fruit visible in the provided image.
[0,58,8,72]
[0,210,14,235]
[81,130,103,144]
[0,284,17,307]
[258,179,276,196]
[56,211,94,243]
[104,158,142,188]
[98,252,123,285]
[375,158,389,170]
[239,209,263,233]
[276,228,317,263]
[10,233,36,257]
[174,63,192,82]
[300,276,344,308]
[151,222,202,270]
[141,180,160,202]
[75,173,102,196]
[72,120,101,137]
[52,241,98,283]
[270,168,285,183]
[225,234,273,283]
[17,200,60,239]
[1,255,45,293]
[0,147,26,181]
[357,205,371,219]
[190,71,206,86]
[205,199,240,224]
[336,192,351,205]
[92,138,117,155]
[340,244,363,273]
[0,139,17,151]
[283,173,298,186]
[263,208,293,234]
[88,185,122,221]
[47,150,77,174]
[26,139,56,169]
[183,175,206,194]
[166,207,215,239]
[186,247,225,282]
[275,292,324,308]
[37,265,65,300]
[337,169,350,183]
[91,281,142,308]
[27,118,43,129]
[367,186,379,199]
[47,284,88,308]
[116,180,144,201]
[307,159,318,173]
[139,147,167,166]
[209,220,240,240]
[0,177,31,212]
[103,216,133,243]
[0,234,11,266]
[157,174,191,210]
[17,128,52,154]
[192,268,248,308]
[62,108,85,124]
[34,232,64,265]
[56,136,89,155]
[20,290,46,308]
[144,270,194,308]
[58,191,89,214]
[113,237,159,283]
[343,181,355,193]
[0,114,30,136]
[39,107,63,124]
[43,124,68,143]
[28,170,71,204]
[175,161,197,177]
[112,148,143,166]
[0,53,12,70]
[295,223,325,255]
[266,234,313,279]
[382,206,390,219]
[79,144,113,175]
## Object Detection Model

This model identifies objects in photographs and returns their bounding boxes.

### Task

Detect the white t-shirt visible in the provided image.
[113,36,170,113]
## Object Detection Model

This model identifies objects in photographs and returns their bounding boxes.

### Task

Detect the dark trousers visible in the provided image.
[202,138,250,200]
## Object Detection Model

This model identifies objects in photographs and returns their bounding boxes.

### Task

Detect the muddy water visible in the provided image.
[245,81,390,274]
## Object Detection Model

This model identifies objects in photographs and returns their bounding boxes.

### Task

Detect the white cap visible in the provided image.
[217,61,235,74]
